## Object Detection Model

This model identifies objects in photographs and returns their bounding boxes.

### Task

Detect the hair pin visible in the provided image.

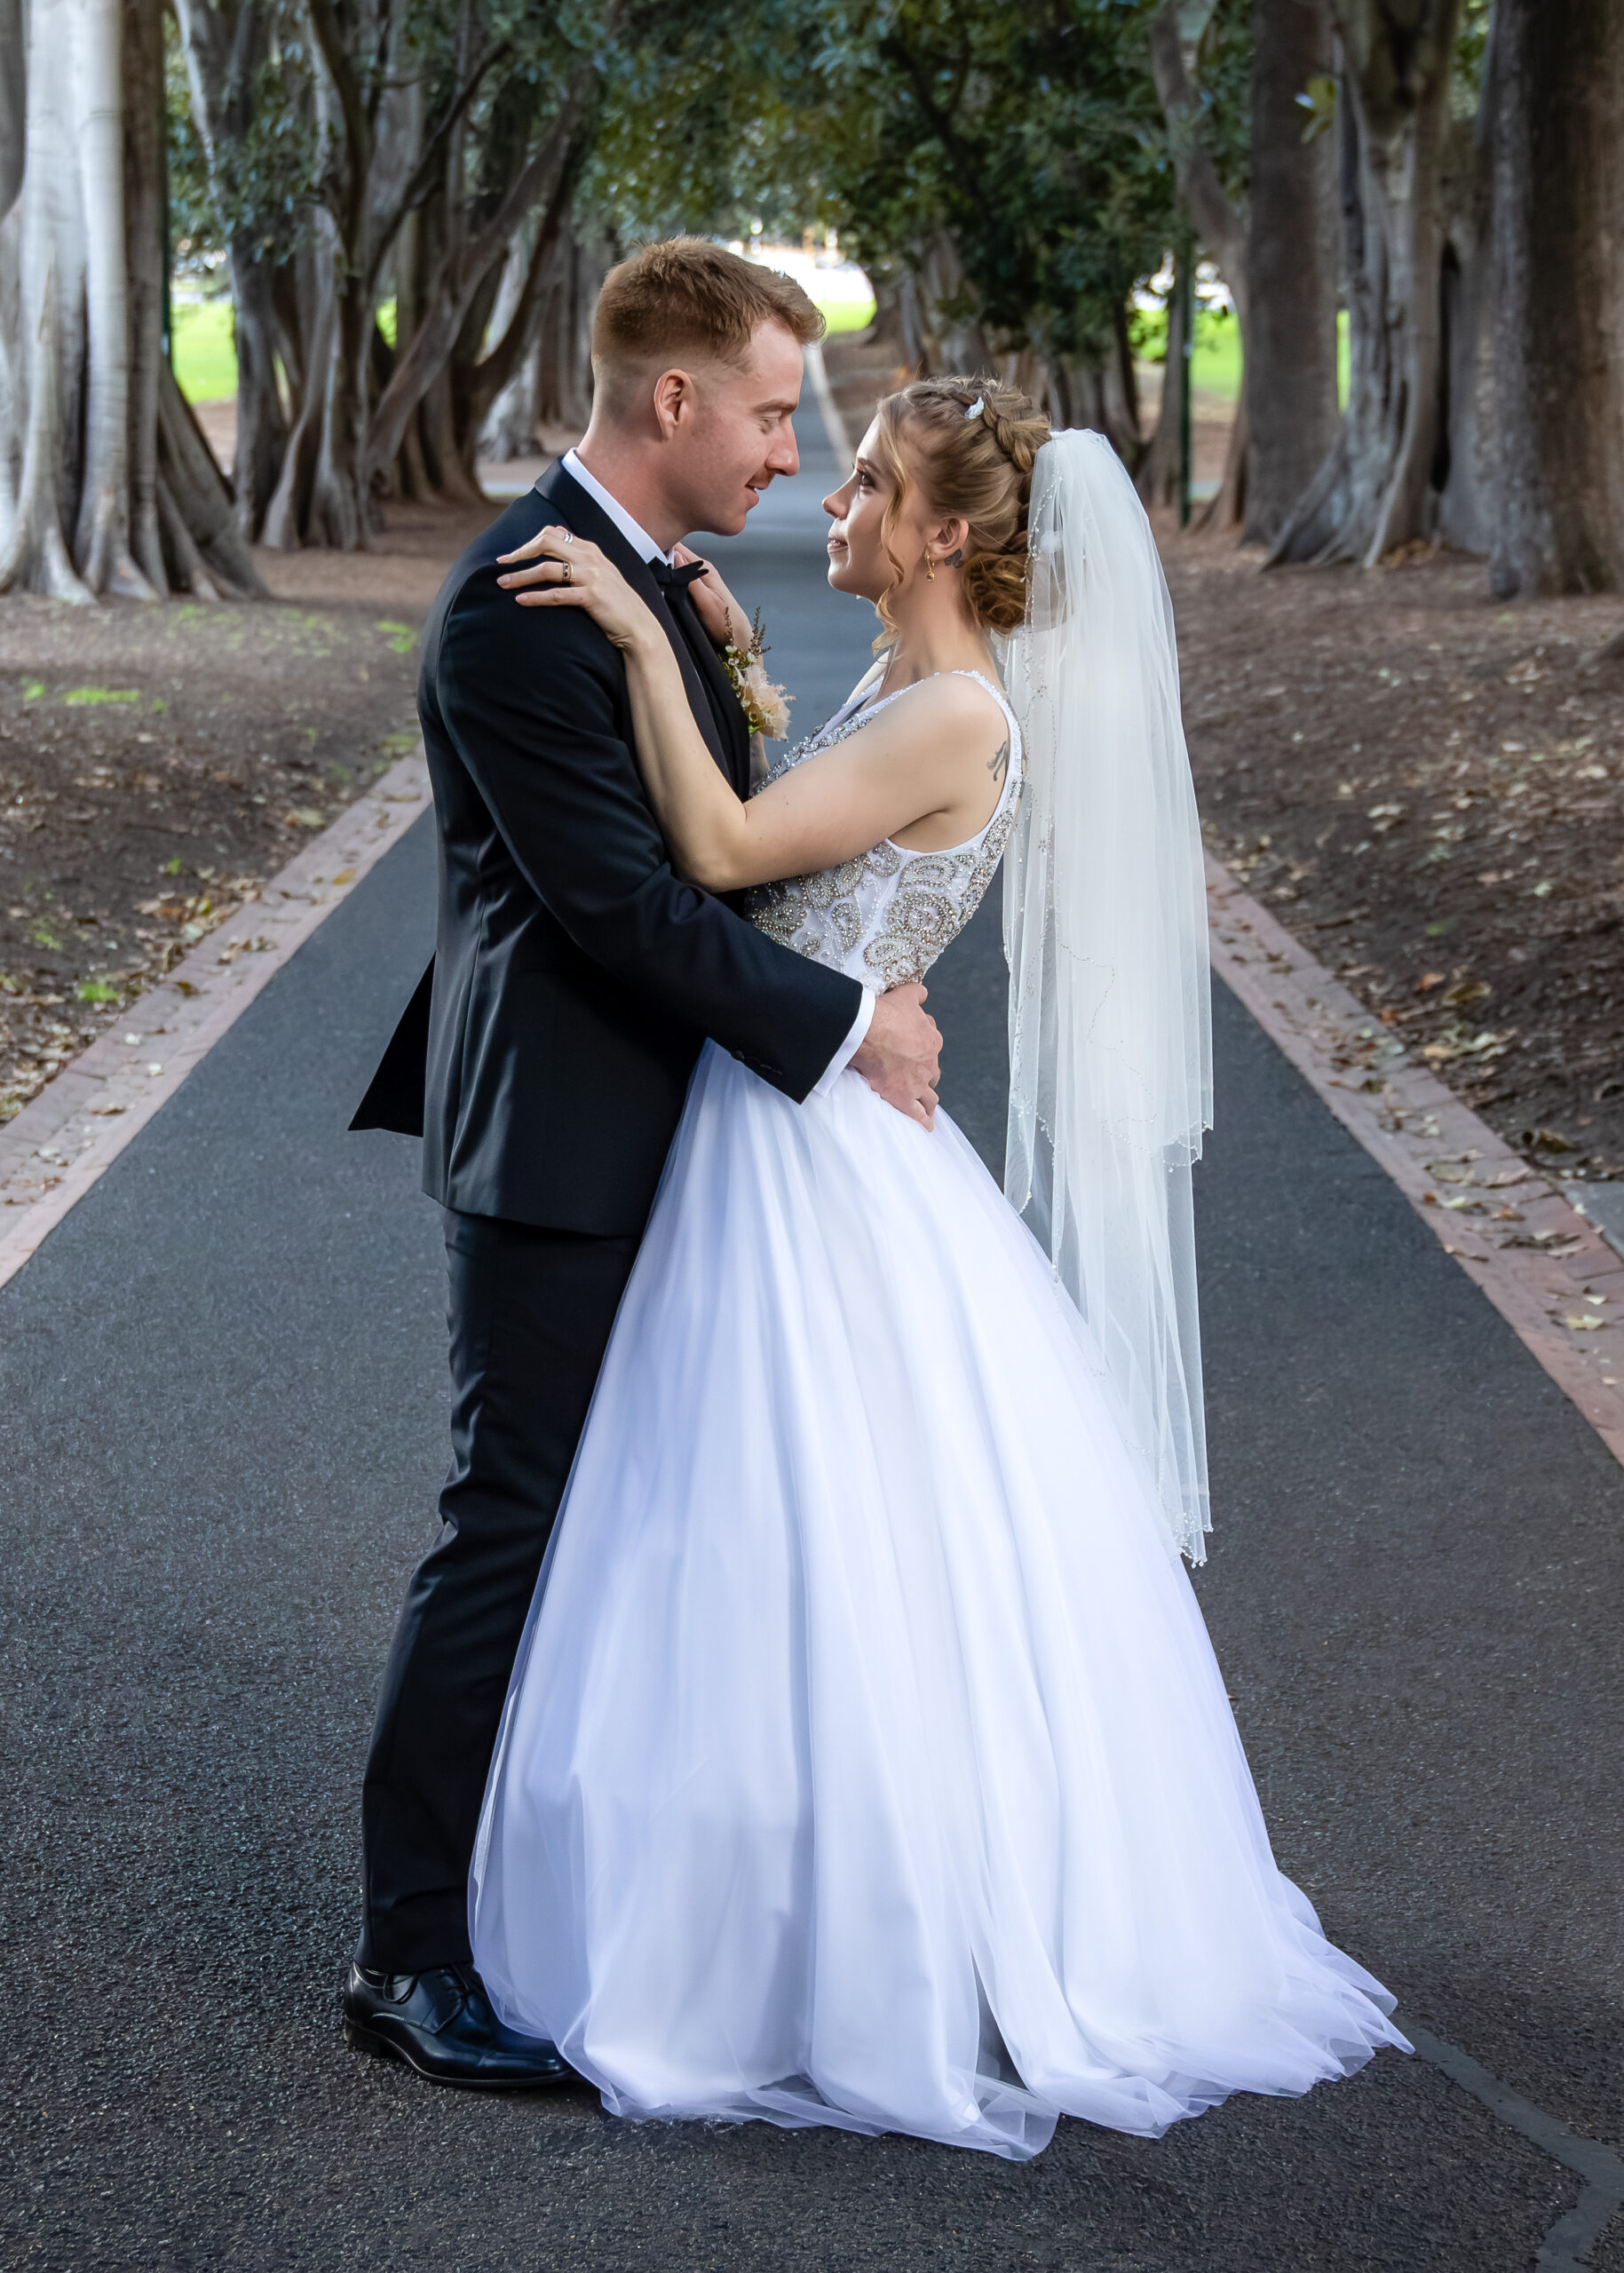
[963,395,985,420]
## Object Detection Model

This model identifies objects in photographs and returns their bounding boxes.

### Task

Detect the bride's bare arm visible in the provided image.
[666,677,1006,890]
[498,526,1009,892]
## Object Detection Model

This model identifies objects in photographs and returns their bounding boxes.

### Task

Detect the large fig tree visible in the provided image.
[1489,0,1624,597]
[0,0,259,599]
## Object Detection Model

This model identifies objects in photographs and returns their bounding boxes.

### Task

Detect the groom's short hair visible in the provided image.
[592,237,823,413]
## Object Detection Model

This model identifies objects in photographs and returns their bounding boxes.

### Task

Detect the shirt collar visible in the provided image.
[559,448,673,567]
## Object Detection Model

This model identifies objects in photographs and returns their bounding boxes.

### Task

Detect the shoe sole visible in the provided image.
[343,2016,570,2091]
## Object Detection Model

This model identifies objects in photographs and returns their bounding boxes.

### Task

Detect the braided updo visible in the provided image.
[871,376,1050,638]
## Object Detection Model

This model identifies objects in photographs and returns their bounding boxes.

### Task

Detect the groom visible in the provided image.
[343,238,942,2086]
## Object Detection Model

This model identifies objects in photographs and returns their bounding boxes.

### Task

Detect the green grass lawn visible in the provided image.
[1137,305,1353,409]
[820,295,876,337]
[170,297,238,404]
[1135,305,1243,401]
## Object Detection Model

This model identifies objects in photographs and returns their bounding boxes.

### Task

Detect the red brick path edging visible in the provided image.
[0,749,431,1293]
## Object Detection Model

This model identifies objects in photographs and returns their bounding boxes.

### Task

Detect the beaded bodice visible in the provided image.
[746,669,1022,990]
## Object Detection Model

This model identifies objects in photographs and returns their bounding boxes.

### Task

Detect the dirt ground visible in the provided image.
[1165,527,1624,1179]
[5,437,1624,1183]
[0,502,489,1128]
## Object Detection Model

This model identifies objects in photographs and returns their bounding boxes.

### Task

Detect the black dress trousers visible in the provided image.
[357,1208,638,1974]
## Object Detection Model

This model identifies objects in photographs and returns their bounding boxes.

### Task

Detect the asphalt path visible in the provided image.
[4,423,1622,2272]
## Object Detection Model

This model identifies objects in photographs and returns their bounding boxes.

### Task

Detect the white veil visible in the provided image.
[999,430,1214,1563]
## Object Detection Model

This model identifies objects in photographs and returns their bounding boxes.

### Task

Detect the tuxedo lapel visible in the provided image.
[666,577,751,795]
[533,462,734,782]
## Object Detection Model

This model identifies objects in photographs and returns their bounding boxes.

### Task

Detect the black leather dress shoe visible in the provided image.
[343,1961,571,2088]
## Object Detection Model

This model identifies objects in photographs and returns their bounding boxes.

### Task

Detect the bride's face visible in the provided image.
[823,420,930,602]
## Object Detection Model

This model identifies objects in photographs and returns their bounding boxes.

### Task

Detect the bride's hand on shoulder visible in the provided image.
[495,527,656,653]
[671,543,750,653]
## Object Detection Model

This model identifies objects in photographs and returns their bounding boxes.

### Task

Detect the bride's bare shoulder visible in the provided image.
[888,669,1009,745]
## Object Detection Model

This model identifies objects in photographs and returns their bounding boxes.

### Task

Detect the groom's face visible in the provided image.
[667,321,805,537]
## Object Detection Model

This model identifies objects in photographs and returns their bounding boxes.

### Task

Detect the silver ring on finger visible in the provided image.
[560,562,572,585]
[560,530,574,544]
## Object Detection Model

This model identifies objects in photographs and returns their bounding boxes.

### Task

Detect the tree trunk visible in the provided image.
[456,167,584,477]
[387,190,478,507]
[916,232,993,373]
[1243,0,1340,544]
[1148,4,1248,294]
[1432,99,1495,554]
[305,268,372,549]
[228,247,290,535]
[123,0,168,593]
[4,0,121,598]
[1047,310,1143,469]
[1490,0,1624,596]
[1269,0,1462,567]
[1139,264,1188,509]
[262,224,338,549]
[0,0,254,599]
[476,224,542,461]
[537,223,606,439]
[156,357,263,594]
[170,0,293,539]
[0,5,23,553]
[897,270,929,376]
[362,84,591,495]
[1148,0,1250,529]
[888,232,994,380]
[479,211,606,460]
[1198,391,1248,532]
[73,0,151,594]
[0,0,24,222]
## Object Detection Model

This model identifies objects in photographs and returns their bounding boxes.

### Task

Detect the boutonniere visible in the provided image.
[721,610,793,741]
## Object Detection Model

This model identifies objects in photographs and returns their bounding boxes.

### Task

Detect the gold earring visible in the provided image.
[924,553,936,582]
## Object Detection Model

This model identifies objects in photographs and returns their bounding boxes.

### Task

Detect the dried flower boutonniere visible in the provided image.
[721,609,793,742]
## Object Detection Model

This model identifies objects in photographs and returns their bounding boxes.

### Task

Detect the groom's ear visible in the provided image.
[652,366,703,440]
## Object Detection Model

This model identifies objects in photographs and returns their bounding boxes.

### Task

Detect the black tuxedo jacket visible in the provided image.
[351,462,862,1234]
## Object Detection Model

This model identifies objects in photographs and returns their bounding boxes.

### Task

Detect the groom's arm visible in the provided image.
[439,567,860,1101]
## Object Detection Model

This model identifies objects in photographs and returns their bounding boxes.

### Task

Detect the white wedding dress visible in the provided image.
[470,671,1406,2160]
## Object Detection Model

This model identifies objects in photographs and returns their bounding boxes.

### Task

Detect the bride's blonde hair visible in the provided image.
[870,376,1050,641]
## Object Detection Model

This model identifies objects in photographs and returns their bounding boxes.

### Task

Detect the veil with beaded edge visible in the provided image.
[998,429,1214,1563]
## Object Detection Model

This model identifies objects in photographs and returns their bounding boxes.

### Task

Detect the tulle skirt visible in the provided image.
[470,1043,1406,2159]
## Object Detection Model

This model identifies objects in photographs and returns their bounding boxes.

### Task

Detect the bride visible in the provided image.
[469,376,1406,2160]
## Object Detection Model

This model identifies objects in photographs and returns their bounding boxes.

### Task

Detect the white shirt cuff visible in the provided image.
[812,988,875,1097]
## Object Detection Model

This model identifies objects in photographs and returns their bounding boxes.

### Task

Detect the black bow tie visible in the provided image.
[648,558,710,594]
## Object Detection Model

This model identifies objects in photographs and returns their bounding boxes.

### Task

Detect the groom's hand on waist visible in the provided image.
[852,985,942,1130]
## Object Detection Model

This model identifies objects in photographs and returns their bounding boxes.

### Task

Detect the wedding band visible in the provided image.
[560,562,572,584]
[560,530,574,544]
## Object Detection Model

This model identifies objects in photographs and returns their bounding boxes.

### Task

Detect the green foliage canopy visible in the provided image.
[590,0,1184,367]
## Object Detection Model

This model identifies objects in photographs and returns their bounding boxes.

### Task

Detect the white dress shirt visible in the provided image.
[560,448,672,567]
[557,449,874,1092]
